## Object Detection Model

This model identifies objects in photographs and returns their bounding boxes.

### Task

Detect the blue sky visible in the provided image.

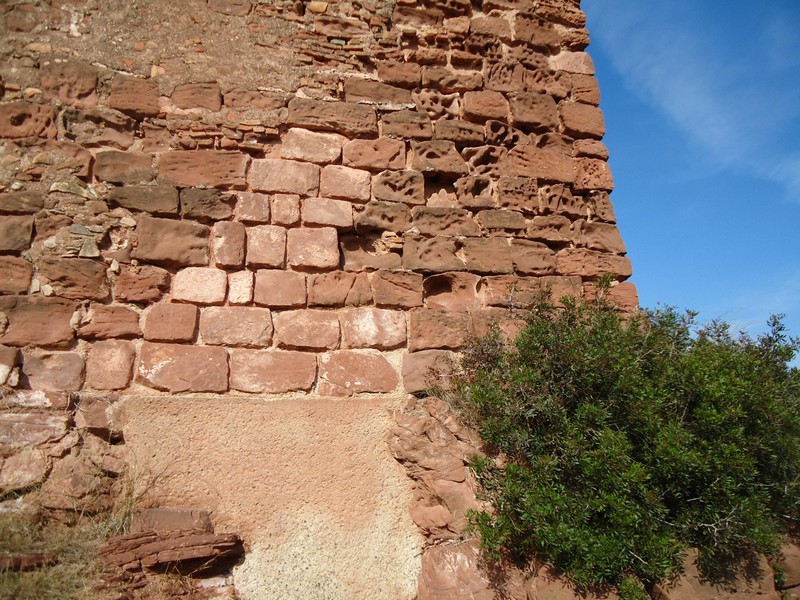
[583,0,800,360]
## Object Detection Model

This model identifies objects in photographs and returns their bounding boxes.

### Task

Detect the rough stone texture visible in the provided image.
[38,258,109,301]
[0,448,50,492]
[409,309,471,351]
[144,303,198,342]
[308,271,372,307]
[132,216,209,267]
[282,128,347,164]
[115,266,170,303]
[287,227,340,269]
[85,340,135,390]
[247,225,287,269]
[0,216,33,252]
[318,350,400,395]
[200,306,273,347]
[320,165,371,201]
[77,305,141,339]
[229,350,317,393]
[158,151,249,189]
[171,267,228,304]
[254,269,306,308]
[274,310,340,350]
[340,307,406,349]
[137,343,229,393]
[0,413,70,447]
[21,351,84,392]
[0,296,76,348]
[0,256,33,294]
[402,350,455,394]
[250,159,321,196]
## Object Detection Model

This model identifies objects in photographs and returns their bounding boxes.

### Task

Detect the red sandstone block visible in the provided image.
[340,307,406,350]
[574,139,609,160]
[172,82,222,111]
[344,78,413,105]
[137,343,229,393]
[470,15,512,41]
[508,92,558,130]
[237,192,271,223]
[228,271,253,305]
[382,110,432,140]
[410,141,469,177]
[460,238,513,274]
[481,275,583,308]
[340,236,402,271]
[574,158,614,192]
[85,340,135,390]
[402,349,455,394]
[377,61,421,88]
[109,76,160,118]
[526,215,572,244]
[302,198,353,229]
[0,257,32,294]
[114,265,170,303]
[281,128,347,164]
[133,216,209,267]
[0,191,45,214]
[551,51,595,75]
[254,269,306,308]
[38,257,109,301]
[246,225,286,269]
[354,201,412,232]
[107,185,179,216]
[40,60,97,108]
[559,101,605,139]
[0,102,56,139]
[94,151,154,185]
[511,240,556,275]
[180,188,235,222]
[320,165,371,202]
[502,145,576,183]
[423,272,481,312]
[317,350,400,396]
[212,221,246,268]
[513,13,560,50]
[286,227,339,270]
[412,207,479,236]
[144,303,198,342]
[571,74,601,106]
[433,119,485,146]
[77,305,141,339]
[409,309,471,351]
[372,170,425,205]
[271,194,301,226]
[371,270,423,308]
[307,271,372,307]
[342,138,406,171]
[0,216,33,252]
[472,307,526,341]
[274,310,340,350]
[21,351,84,392]
[422,67,483,94]
[200,306,273,347]
[229,349,316,393]
[158,151,249,189]
[287,98,378,138]
[250,159,320,196]
[462,91,509,122]
[583,281,639,312]
[402,236,465,273]
[582,222,627,254]
[171,267,228,304]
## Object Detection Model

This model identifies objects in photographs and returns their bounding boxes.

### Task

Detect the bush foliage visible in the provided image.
[451,291,800,597]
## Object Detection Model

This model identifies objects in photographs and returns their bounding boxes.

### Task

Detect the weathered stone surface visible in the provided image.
[228,270,254,305]
[410,141,469,177]
[109,76,160,118]
[0,191,45,215]
[130,508,213,534]
[402,350,455,394]
[409,309,471,351]
[250,159,320,196]
[0,102,56,139]
[229,349,317,393]
[340,235,403,271]
[0,413,70,447]
[85,340,135,390]
[371,270,423,308]
[433,120,485,146]
[200,306,273,347]
[462,91,509,121]
[246,224,287,268]
[38,257,109,301]
[412,207,480,236]
[472,307,526,341]
[581,222,626,254]
[559,101,605,139]
[107,185,179,215]
[237,192,271,223]
[94,151,154,184]
[133,216,209,267]
[38,452,113,513]
[281,128,347,164]
[403,236,465,273]
[308,271,371,307]
[314,14,370,38]
[302,198,353,229]
[254,270,306,308]
[320,165,371,202]
[378,61,422,88]
[382,110,433,140]
[551,51,595,75]
[22,351,84,392]
[417,541,495,600]
[508,92,558,130]
[77,305,141,339]
[423,273,481,312]
[0,216,34,252]
[503,145,576,183]
[274,310,340,350]
[137,343,229,393]
[556,248,632,280]
[0,448,49,492]
[343,138,406,171]
[180,188,235,222]
[212,221,246,268]
[355,201,412,232]
[373,170,425,205]
[0,296,76,347]
[115,265,170,303]
[482,275,583,308]
[0,345,17,385]
[583,281,640,312]
[287,227,339,269]
[158,151,249,189]
[172,267,228,304]
[340,307,406,349]
[571,73,601,106]
[344,79,413,105]
[144,303,198,342]
[208,0,251,16]
[270,194,301,226]
[512,239,556,275]
[461,238,513,274]
[39,59,97,107]
[172,82,222,111]
[287,98,378,138]
[422,67,483,94]
[526,215,572,243]
[575,158,615,191]
[318,350,400,396]
[0,257,33,293]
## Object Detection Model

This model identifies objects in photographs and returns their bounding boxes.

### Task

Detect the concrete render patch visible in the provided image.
[118,395,423,600]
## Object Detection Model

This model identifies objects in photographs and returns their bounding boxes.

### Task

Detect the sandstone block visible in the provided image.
[237,192,271,223]
[470,15,512,40]
[340,307,406,349]
[308,272,372,307]
[583,281,639,312]
[133,216,209,267]
[172,82,222,111]
[250,159,320,196]
[115,265,170,302]
[355,201,412,232]
[460,238,513,274]
[77,305,141,339]
[229,349,316,393]
[574,139,610,159]
[371,270,424,308]
[180,188,235,222]
[423,272,481,312]
[130,508,213,534]
[314,14,370,37]
[0,447,49,492]
[274,310,340,350]
[211,221,246,268]
[403,236,465,273]
[22,351,84,392]
[433,120,485,146]
[582,222,626,254]
[246,225,286,268]
[512,240,556,275]
[107,185,179,215]
[208,0,251,16]
[412,207,479,236]
[144,303,198,342]
[320,165,371,202]
[409,309,471,351]
[287,227,339,269]
[0,346,16,386]
[575,158,614,191]
[340,236,403,271]
[472,307,526,341]
[462,91,509,121]
[109,76,160,118]
[228,270,254,305]
[158,151,249,189]
[254,270,306,308]
[287,98,378,138]
[318,350,399,396]
[571,74,601,106]
[39,257,109,301]
[551,51,595,75]
[40,60,98,108]
[526,215,572,243]
[0,102,56,139]
[373,170,425,205]
[281,128,346,164]
[559,101,605,139]
[85,340,135,390]
[342,138,406,171]
[0,256,32,293]
[382,110,432,140]
[0,216,33,252]
[344,79,413,104]
[137,343,229,393]
[200,306,273,347]
[402,350,455,394]
[302,198,353,229]
[0,296,76,347]
[270,194,301,226]
[410,141,469,177]
[171,267,228,304]
[482,275,583,308]
[94,151,154,185]
[514,13,560,50]
[422,67,483,94]
[377,61,421,88]
[508,92,558,130]
[0,413,70,447]
[0,191,45,214]
[503,145,576,183]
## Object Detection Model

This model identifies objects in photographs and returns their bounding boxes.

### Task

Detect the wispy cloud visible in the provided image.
[585,0,800,201]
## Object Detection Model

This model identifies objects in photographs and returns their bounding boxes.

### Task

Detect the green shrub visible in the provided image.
[450,291,800,598]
